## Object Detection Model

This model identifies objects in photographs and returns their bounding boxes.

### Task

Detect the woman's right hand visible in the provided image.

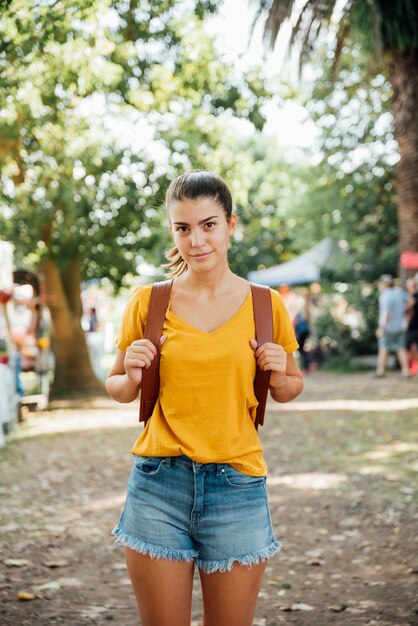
[124,337,167,386]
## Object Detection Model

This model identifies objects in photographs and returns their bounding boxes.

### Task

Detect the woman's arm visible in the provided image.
[105,349,141,403]
[268,352,303,403]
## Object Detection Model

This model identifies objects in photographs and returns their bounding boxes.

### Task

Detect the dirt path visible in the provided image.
[1,371,417,625]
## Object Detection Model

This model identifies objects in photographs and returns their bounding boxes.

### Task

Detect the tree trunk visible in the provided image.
[389,48,418,257]
[42,256,104,397]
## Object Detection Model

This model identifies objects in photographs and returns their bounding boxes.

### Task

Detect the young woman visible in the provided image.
[106,170,303,626]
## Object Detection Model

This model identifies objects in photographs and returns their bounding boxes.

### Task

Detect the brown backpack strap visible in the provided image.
[251,284,274,429]
[138,280,273,430]
[139,279,173,424]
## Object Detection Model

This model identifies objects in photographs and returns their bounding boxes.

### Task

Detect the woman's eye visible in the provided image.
[176,226,188,233]
[205,222,216,229]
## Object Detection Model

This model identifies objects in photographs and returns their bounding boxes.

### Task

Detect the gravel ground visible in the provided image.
[1,371,417,626]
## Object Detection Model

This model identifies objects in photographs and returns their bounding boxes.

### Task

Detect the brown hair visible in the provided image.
[163,170,233,277]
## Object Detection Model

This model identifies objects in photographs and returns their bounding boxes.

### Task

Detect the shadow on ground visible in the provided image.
[1,372,417,625]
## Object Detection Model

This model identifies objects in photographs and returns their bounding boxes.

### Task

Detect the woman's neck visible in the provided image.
[175,267,244,297]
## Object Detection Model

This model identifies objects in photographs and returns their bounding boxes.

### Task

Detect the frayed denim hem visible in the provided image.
[196,540,283,574]
[111,526,198,563]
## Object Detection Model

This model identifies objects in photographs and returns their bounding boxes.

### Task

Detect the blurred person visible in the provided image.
[87,306,99,332]
[406,274,418,376]
[294,289,311,374]
[305,282,323,371]
[84,306,104,379]
[278,284,304,324]
[375,274,409,377]
[13,340,25,397]
[106,170,303,626]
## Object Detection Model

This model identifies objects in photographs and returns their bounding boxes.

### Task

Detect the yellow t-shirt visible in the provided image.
[116,283,299,476]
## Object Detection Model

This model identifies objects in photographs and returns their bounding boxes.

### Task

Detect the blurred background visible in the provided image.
[1,0,418,438]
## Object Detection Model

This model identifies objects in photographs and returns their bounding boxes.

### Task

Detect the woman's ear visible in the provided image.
[229,212,238,236]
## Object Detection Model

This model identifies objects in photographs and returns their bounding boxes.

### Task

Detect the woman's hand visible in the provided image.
[249,339,287,388]
[250,339,303,402]
[124,336,167,386]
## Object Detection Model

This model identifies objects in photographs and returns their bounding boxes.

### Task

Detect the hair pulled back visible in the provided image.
[163,170,233,277]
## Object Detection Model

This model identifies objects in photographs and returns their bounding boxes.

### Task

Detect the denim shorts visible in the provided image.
[379,330,406,352]
[112,455,281,574]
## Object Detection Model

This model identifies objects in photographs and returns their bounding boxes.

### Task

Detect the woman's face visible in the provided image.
[168,197,237,272]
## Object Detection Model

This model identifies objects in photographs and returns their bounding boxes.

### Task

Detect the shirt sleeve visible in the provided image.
[115,285,151,352]
[269,289,299,353]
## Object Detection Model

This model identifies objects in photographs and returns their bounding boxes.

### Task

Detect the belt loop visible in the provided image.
[164,457,172,468]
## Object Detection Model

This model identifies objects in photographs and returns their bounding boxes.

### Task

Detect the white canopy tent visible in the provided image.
[247,237,336,286]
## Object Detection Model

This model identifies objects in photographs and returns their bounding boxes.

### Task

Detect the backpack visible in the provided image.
[139,279,273,430]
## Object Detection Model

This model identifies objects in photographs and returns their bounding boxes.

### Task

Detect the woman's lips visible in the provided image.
[191,251,212,258]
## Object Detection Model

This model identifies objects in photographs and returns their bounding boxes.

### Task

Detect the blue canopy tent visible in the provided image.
[247,237,336,286]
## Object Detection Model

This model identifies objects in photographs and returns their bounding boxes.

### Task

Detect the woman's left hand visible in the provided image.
[249,339,287,387]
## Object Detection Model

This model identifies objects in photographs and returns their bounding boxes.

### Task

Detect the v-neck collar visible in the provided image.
[166,290,252,336]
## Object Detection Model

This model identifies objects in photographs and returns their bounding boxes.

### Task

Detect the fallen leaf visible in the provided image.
[290,603,315,611]
[17,591,37,601]
[42,560,68,568]
[278,602,315,611]
[4,559,32,567]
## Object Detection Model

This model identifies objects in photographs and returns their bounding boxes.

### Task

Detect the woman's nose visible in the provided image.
[190,228,205,247]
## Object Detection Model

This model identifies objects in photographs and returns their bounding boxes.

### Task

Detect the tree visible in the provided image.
[290,46,399,283]
[254,0,418,259]
[0,0,269,396]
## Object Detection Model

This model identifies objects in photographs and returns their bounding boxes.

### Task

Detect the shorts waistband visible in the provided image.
[162,455,226,473]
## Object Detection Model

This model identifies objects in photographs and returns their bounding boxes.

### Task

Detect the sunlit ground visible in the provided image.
[6,371,417,515]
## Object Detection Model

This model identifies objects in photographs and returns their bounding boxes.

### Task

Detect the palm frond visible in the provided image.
[331,0,356,79]
[258,0,418,66]
[288,0,315,50]
[248,0,272,47]
[262,0,341,66]
[298,2,331,73]
[264,0,295,49]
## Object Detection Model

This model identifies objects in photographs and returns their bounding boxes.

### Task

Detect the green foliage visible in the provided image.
[286,43,399,284]
[0,0,270,289]
[227,136,299,278]
[375,0,418,53]
[259,0,418,72]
